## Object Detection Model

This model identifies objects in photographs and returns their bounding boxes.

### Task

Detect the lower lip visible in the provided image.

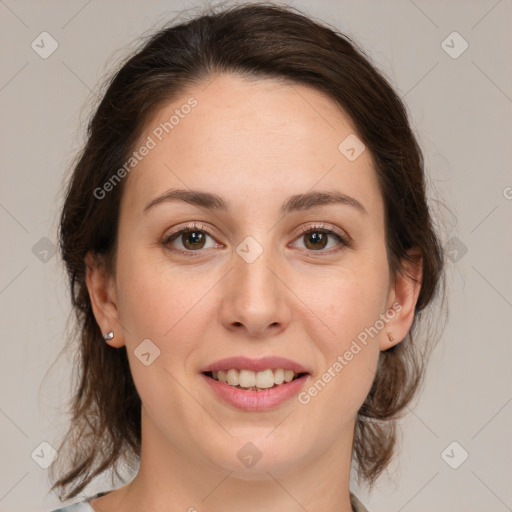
[201,373,309,411]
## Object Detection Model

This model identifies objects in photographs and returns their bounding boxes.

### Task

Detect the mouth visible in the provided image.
[201,368,310,411]
[202,368,309,392]
[200,356,311,410]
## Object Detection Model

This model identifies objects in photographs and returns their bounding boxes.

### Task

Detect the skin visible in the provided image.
[85,73,421,512]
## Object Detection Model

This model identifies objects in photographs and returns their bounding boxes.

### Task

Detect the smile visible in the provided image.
[205,368,306,391]
[201,369,310,411]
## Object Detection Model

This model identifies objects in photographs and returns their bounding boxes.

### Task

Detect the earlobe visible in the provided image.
[84,251,125,348]
[380,250,423,351]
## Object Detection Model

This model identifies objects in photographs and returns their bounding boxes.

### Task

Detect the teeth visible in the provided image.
[284,369,295,382]
[226,369,238,386]
[239,369,256,388]
[210,368,301,390]
[255,369,274,389]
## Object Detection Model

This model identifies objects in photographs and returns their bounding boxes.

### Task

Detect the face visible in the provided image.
[87,73,416,480]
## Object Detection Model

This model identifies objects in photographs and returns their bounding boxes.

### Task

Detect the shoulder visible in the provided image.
[350,492,370,512]
[48,502,93,512]
[48,491,110,512]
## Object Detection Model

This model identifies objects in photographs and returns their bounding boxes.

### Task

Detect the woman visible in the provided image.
[48,3,445,511]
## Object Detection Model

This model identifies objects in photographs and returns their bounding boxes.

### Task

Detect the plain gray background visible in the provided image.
[1,1,511,511]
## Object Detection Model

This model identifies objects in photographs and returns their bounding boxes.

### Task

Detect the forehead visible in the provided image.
[121,73,382,218]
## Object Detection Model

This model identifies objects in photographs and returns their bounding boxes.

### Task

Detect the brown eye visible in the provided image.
[303,230,329,250]
[163,223,219,254]
[180,229,207,250]
[292,225,350,253]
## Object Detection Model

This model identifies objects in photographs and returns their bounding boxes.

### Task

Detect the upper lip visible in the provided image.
[201,356,311,374]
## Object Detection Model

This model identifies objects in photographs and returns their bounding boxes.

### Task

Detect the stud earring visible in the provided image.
[386,332,394,343]
[104,331,114,341]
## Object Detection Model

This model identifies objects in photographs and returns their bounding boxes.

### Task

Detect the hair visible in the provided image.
[50,1,445,501]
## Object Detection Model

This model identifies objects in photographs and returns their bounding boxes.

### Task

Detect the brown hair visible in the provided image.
[50,1,445,500]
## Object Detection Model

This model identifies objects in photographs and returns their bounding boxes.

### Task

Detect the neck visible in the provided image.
[117,406,356,512]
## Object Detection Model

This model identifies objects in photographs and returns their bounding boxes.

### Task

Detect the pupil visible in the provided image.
[183,230,205,249]
[306,231,327,250]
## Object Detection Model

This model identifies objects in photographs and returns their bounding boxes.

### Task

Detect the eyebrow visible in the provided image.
[143,188,367,216]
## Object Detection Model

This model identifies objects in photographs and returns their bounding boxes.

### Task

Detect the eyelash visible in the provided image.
[162,222,351,256]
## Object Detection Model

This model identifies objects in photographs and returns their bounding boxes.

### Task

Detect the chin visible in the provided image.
[207,438,307,478]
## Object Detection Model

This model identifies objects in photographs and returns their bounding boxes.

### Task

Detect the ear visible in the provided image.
[380,249,423,351]
[84,251,125,348]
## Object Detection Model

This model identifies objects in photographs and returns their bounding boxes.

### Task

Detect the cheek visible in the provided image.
[115,248,221,369]
[319,262,390,342]
[114,256,209,413]
[300,261,388,410]
[116,247,187,331]
[299,285,383,428]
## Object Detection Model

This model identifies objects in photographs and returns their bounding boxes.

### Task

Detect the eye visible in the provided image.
[162,222,220,255]
[291,223,350,253]
[162,221,350,256]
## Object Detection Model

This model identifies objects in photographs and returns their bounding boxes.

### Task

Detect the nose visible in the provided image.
[219,241,291,338]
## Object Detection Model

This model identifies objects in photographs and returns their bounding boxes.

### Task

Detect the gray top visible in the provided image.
[49,491,109,512]
[49,490,369,511]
